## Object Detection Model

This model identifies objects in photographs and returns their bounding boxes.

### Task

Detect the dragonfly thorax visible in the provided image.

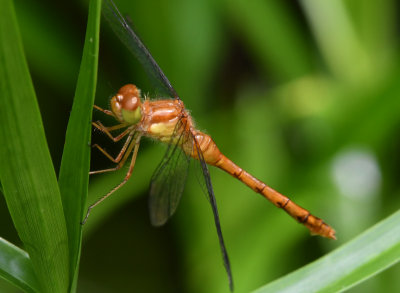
[143,99,190,143]
[111,84,142,125]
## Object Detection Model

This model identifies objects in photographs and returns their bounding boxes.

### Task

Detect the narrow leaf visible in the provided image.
[0,0,69,292]
[253,210,400,293]
[0,238,40,293]
[58,0,101,291]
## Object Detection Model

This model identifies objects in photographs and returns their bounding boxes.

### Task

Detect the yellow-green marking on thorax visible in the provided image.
[149,119,181,143]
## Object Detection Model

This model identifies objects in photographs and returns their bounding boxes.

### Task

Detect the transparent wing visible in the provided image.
[102,0,179,99]
[148,120,233,289]
[192,134,234,291]
[148,119,191,226]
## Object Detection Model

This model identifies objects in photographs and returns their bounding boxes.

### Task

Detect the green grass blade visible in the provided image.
[0,238,40,293]
[253,210,400,293]
[58,0,101,291]
[225,0,314,81]
[300,0,370,83]
[0,0,69,292]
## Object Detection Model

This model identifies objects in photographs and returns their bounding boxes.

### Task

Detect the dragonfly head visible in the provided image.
[111,84,142,125]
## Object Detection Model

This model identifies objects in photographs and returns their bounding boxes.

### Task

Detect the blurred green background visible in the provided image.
[1,0,400,292]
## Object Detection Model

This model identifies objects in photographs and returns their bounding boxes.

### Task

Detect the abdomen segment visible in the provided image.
[192,131,336,239]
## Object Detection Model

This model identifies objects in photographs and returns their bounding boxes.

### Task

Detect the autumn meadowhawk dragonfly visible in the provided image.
[85,0,336,290]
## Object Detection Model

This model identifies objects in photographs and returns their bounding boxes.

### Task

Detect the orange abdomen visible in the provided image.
[192,131,336,239]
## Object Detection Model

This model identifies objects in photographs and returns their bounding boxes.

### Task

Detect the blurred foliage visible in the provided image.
[1,0,400,292]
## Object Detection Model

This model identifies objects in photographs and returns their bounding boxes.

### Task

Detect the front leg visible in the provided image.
[83,136,142,224]
[94,104,114,117]
[92,121,132,142]
[90,132,134,171]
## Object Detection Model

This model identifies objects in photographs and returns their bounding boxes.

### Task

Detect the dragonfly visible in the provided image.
[85,0,336,290]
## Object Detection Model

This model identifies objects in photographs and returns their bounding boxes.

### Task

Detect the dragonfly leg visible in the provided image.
[94,104,115,117]
[103,123,128,132]
[91,133,133,165]
[89,134,135,175]
[82,136,141,224]
[92,121,132,142]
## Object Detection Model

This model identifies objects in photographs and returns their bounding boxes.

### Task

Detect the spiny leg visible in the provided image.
[91,132,134,167]
[82,136,141,224]
[99,122,128,132]
[92,121,132,142]
[90,133,136,175]
[94,104,115,117]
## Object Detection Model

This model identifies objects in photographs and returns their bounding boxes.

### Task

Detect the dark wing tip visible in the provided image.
[150,218,167,227]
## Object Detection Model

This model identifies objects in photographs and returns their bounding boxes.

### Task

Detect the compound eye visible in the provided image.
[111,84,142,124]
[118,84,141,111]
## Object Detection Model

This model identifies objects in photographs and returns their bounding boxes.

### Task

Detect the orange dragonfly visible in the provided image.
[85,0,336,290]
